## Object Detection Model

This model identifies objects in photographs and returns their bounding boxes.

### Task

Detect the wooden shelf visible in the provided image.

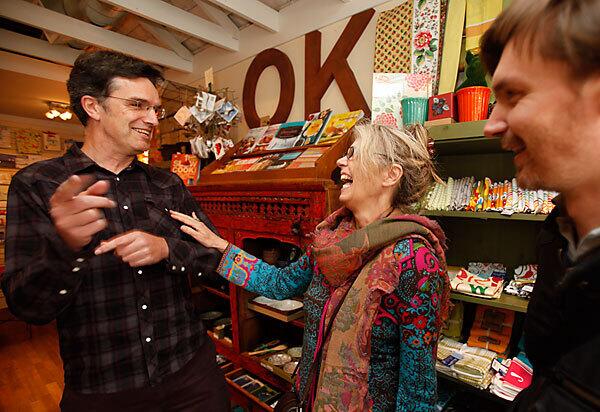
[437,372,511,406]
[428,120,487,140]
[247,302,304,323]
[450,292,529,313]
[191,285,231,300]
[232,143,333,159]
[421,210,547,222]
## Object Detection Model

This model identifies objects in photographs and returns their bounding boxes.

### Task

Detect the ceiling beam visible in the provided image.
[203,0,279,33]
[0,51,71,83]
[0,28,81,66]
[98,0,239,51]
[139,21,194,61]
[195,1,240,39]
[0,0,193,72]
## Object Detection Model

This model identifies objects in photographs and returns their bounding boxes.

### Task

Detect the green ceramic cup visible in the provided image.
[401,97,429,125]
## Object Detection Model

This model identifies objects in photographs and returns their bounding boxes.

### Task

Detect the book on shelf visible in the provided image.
[251,123,281,152]
[236,126,268,155]
[297,109,332,146]
[266,121,306,150]
[318,110,364,145]
[287,147,327,169]
[264,151,304,170]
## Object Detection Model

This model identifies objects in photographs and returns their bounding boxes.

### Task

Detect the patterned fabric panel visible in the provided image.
[370,239,445,411]
[373,1,413,73]
[217,244,312,299]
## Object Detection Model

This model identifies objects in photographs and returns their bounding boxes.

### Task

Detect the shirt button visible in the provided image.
[76,258,85,263]
[137,269,143,275]
[197,272,202,277]
[142,304,148,310]
[145,337,152,343]
[123,205,129,210]
[181,266,185,272]
[72,266,80,272]
[171,265,176,270]
[116,177,120,182]
[59,289,68,295]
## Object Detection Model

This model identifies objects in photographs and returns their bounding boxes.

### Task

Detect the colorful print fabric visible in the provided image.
[218,239,446,411]
[411,0,442,89]
[373,1,414,74]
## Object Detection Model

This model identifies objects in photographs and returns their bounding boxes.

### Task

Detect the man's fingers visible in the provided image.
[67,195,116,214]
[120,248,149,264]
[81,180,111,197]
[51,175,95,204]
[95,232,136,255]
[58,208,104,229]
[77,219,108,238]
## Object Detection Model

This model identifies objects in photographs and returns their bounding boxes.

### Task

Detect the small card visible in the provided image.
[174,106,192,126]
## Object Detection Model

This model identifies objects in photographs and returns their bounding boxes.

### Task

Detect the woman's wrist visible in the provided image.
[215,238,229,253]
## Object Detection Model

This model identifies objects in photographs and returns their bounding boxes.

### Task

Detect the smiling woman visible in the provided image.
[171,123,450,411]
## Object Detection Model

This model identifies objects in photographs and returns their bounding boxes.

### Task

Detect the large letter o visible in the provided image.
[243,48,294,128]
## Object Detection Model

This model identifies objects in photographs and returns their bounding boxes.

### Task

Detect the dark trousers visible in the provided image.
[60,340,229,412]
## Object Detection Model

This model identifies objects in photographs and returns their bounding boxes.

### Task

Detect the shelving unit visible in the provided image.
[421,210,547,222]
[450,292,528,313]
[426,120,539,407]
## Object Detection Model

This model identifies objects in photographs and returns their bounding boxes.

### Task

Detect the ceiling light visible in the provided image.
[45,101,73,121]
[59,111,73,120]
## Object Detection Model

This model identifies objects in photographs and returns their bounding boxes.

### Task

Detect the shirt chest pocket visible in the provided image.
[134,196,181,237]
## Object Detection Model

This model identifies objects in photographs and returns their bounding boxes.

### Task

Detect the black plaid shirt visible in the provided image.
[1,144,221,394]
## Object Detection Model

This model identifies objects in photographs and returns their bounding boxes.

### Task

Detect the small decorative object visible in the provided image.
[43,131,61,151]
[401,97,428,125]
[427,92,456,122]
[0,126,13,149]
[455,51,491,122]
[16,130,42,154]
[170,153,200,185]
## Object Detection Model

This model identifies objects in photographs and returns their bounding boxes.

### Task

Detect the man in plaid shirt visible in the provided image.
[1,50,228,411]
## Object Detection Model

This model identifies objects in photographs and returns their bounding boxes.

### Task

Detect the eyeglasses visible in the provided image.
[343,145,389,161]
[104,95,166,120]
[345,146,356,159]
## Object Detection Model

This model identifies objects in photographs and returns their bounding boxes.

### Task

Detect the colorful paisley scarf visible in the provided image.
[308,207,450,411]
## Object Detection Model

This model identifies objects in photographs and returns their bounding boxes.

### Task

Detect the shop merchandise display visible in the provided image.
[504,264,537,299]
[424,177,558,215]
[450,267,504,299]
[467,307,514,356]
[436,337,497,389]
[489,357,533,401]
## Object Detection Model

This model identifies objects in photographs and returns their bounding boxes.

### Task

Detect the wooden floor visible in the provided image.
[0,317,64,412]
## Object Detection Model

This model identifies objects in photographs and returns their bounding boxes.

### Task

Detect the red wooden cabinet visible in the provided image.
[188,135,349,409]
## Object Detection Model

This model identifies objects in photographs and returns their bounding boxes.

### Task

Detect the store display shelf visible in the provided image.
[247,302,304,323]
[437,372,511,406]
[191,285,230,300]
[232,143,333,159]
[428,120,487,140]
[421,210,547,222]
[450,292,529,313]
[290,316,305,329]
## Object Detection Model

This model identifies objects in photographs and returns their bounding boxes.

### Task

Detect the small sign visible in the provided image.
[204,67,214,89]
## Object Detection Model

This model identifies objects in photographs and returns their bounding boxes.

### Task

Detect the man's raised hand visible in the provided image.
[50,175,115,251]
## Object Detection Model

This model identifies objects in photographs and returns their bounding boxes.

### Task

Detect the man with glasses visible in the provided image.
[1,50,228,411]
[481,0,600,410]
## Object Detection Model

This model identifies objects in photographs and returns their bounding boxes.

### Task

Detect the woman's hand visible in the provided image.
[169,210,229,253]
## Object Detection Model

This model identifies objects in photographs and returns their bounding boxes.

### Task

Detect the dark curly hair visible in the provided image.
[67,50,163,126]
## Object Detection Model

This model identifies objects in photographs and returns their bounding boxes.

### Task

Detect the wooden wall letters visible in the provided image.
[243,48,295,128]
[242,9,374,127]
[305,9,374,119]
